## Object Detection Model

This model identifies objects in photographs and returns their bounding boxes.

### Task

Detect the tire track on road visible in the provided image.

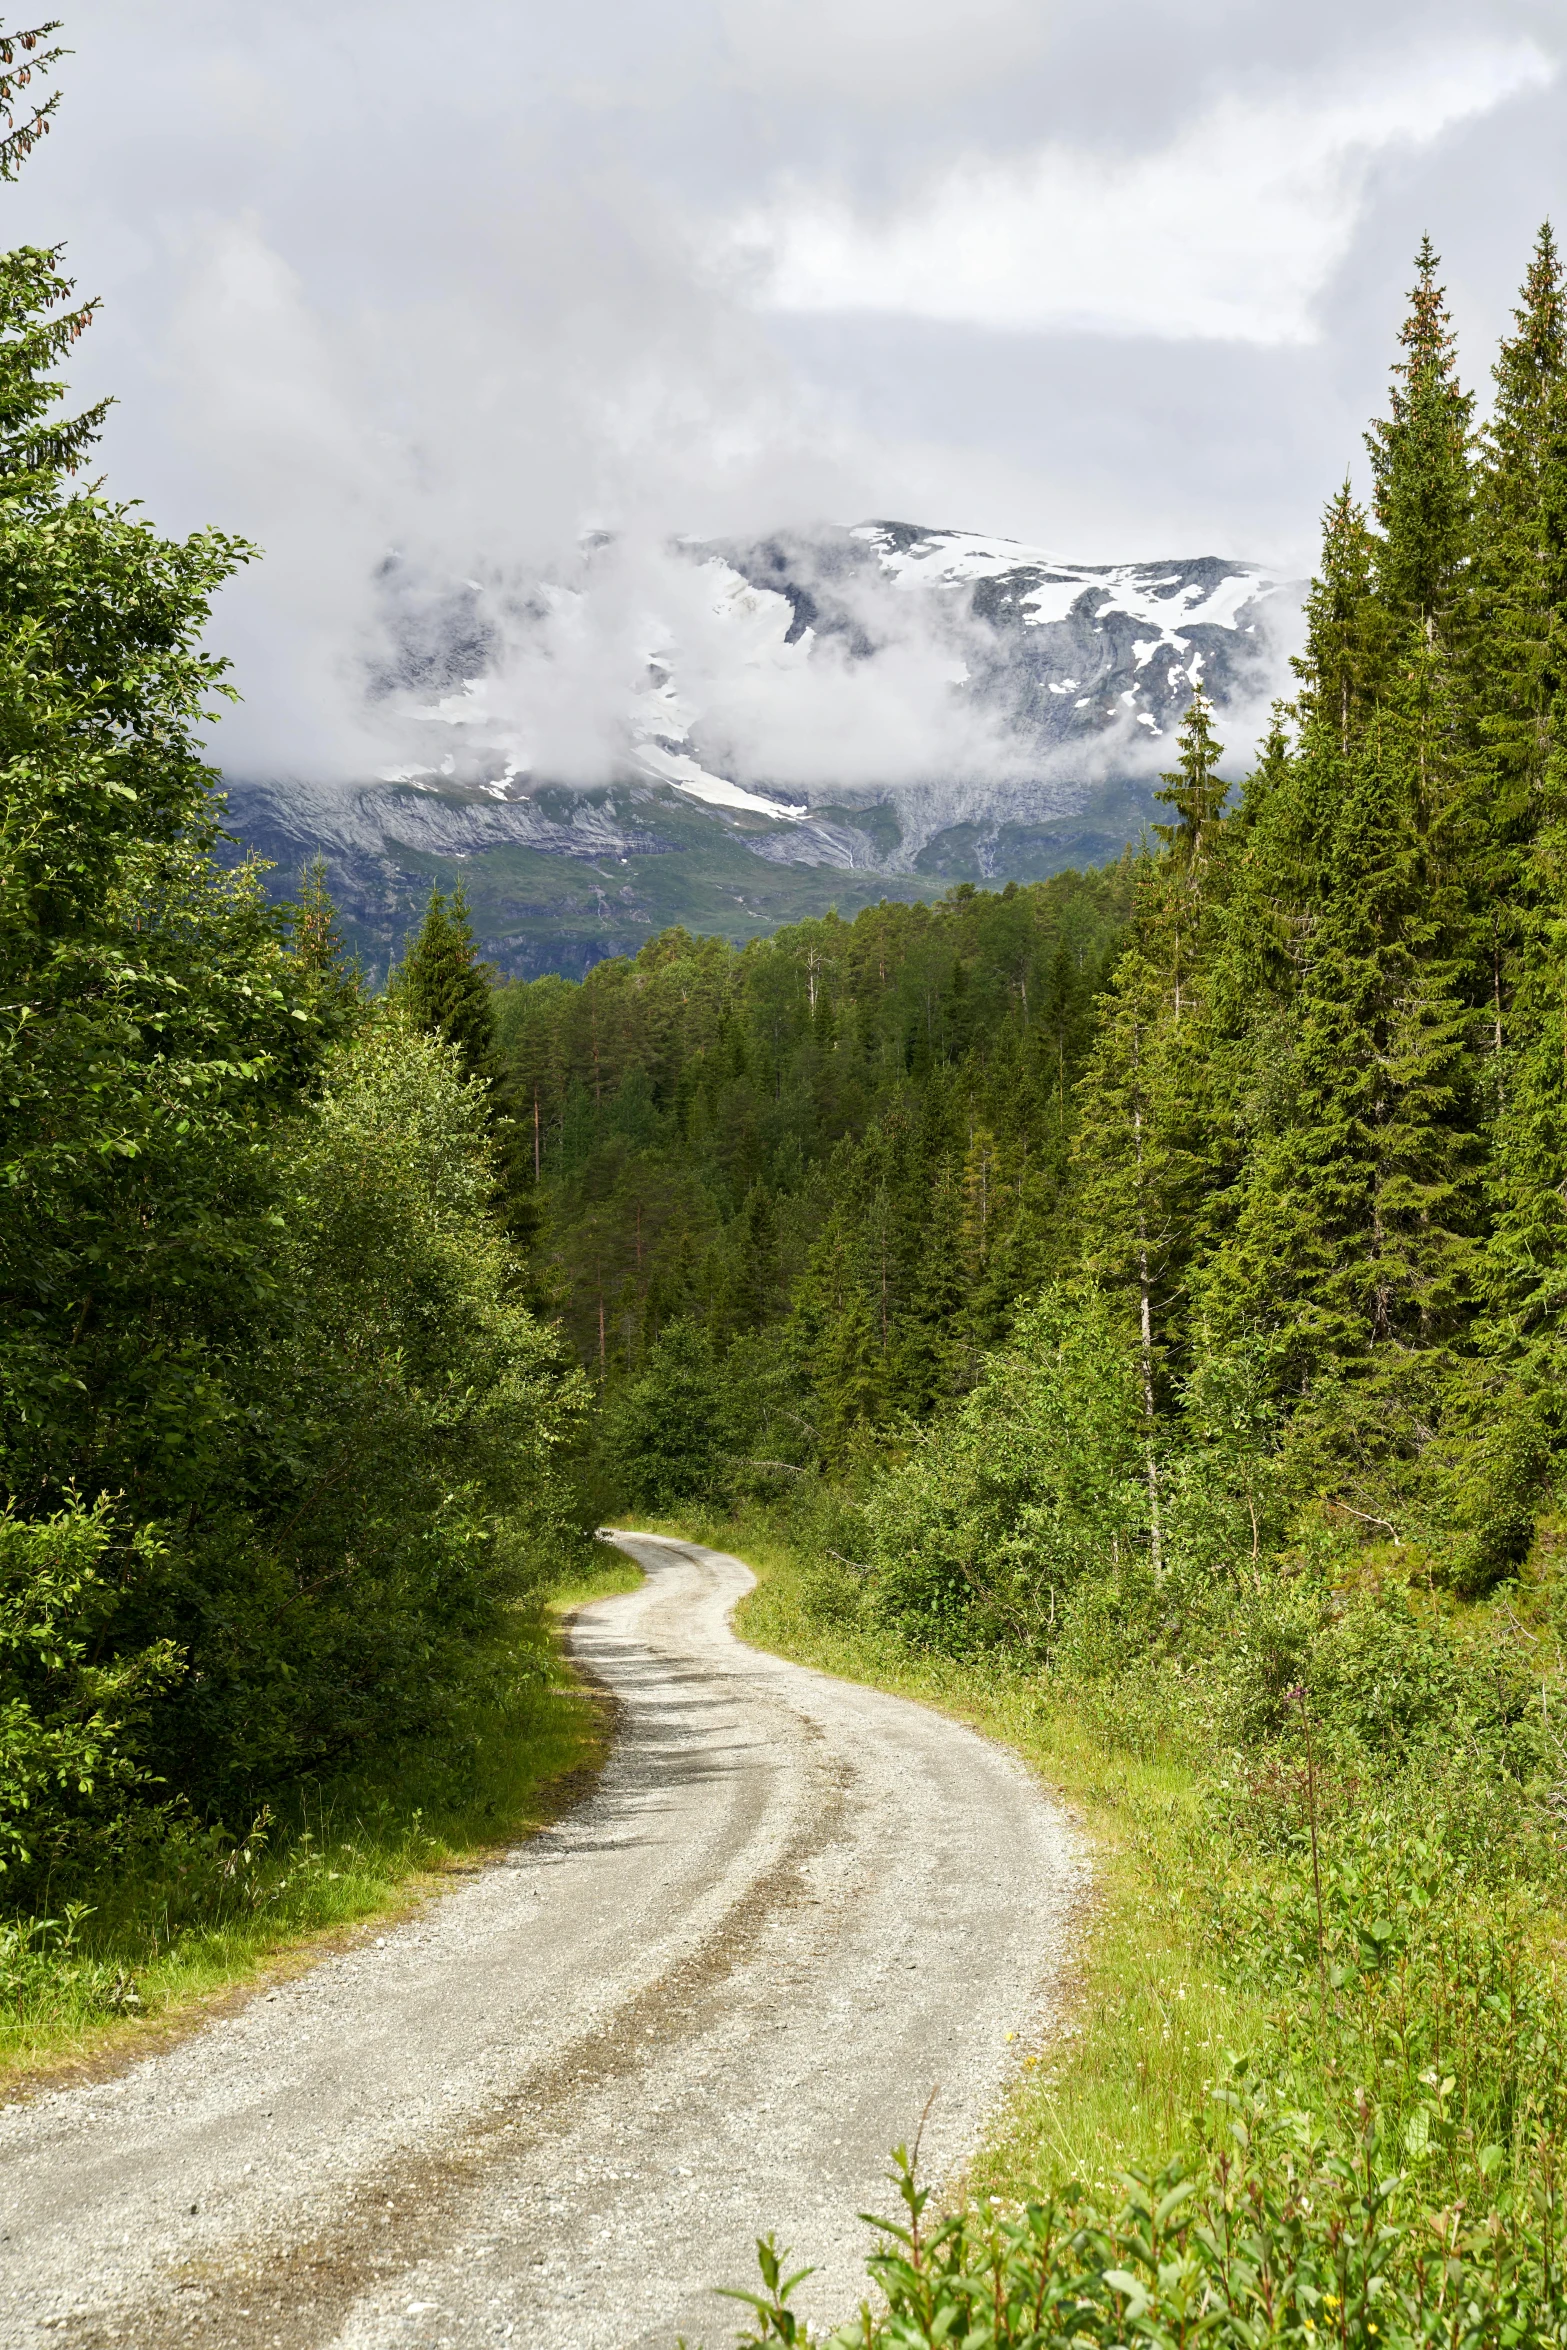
[4,1535,1087,2350]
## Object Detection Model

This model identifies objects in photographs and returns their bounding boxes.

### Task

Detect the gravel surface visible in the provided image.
[1,1534,1086,2350]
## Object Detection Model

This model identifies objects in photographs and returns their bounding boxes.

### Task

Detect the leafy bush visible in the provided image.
[722,2082,1567,2348]
[0,1498,179,1876]
[118,1012,591,1812]
[862,1286,1150,1651]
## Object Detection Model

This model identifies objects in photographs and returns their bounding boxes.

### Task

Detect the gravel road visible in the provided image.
[1,1534,1086,2350]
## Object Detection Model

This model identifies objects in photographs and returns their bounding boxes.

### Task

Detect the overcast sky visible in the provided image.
[10,0,1566,773]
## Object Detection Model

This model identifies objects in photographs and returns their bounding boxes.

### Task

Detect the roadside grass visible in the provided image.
[645,1505,1272,2200]
[0,1552,642,2088]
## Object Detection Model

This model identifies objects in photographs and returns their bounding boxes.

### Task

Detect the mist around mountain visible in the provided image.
[221,520,1296,979]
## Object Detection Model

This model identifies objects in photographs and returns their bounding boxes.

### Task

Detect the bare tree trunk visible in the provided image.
[532,1091,541,1183]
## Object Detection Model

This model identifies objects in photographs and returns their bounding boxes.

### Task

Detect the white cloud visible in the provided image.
[717,0,1053,108]
[728,41,1554,343]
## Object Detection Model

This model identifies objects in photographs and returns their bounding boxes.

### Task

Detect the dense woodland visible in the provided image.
[491,868,1127,1433]
[495,227,1567,1616]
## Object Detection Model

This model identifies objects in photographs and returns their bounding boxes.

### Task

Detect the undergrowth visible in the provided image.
[0,1552,639,2081]
[658,1503,1567,2345]
[655,1502,1271,2196]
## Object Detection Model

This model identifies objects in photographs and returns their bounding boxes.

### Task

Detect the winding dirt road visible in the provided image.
[0,1534,1085,2349]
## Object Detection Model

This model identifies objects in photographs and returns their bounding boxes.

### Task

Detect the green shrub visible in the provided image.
[722,2083,1567,2348]
[0,1497,179,1876]
[603,1319,746,1512]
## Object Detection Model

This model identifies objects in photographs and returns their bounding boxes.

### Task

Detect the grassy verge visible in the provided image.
[0,1551,642,2089]
[650,1505,1271,2200]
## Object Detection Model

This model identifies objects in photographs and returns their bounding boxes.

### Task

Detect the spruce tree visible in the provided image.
[899,1155,968,1410]
[1201,715,1476,1397]
[1462,226,1567,1077]
[1479,236,1567,1411]
[1075,697,1232,1372]
[1195,257,1487,1494]
[289,856,360,1019]
[1482,705,1567,1402]
[1365,237,1475,642]
[1472,220,1567,786]
[1292,484,1384,754]
[1071,695,1235,1565]
[400,885,497,1085]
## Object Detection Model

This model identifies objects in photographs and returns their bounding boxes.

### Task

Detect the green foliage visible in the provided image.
[493,869,1131,1431]
[603,1318,744,1512]
[0,1497,178,1875]
[0,75,591,1918]
[727,2093,1567,2348]
[1365,236,1475,633]
[0,1585,618,2063]
[863,1287,1149,1650]
[397,883,497,1084]
[123,1013,591,1809]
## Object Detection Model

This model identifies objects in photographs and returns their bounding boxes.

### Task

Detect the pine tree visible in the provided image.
[400,885,497,1085]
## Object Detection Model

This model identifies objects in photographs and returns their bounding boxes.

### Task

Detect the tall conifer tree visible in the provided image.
[1197,254,1484,1487]
[1478,227,1567,1404]
[1073,695,1233,1562]
[1366,237,1475,642]
[400,885,497,1085]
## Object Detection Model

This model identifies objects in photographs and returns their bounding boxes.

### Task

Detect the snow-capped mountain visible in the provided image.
[222,522,1298,979]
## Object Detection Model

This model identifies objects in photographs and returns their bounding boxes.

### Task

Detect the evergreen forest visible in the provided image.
[506,215,1567,1600]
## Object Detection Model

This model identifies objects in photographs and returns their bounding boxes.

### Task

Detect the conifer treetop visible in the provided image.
[0,245,109,497]
[0,18,64,182]
[1365,237,1475,632]
[1478,220,1566,535]
[1294,481,1380,751]
[1153,691,1226,868]
[1498,222,1564,399]
[0,26,112,500]
[401,883,498,1087]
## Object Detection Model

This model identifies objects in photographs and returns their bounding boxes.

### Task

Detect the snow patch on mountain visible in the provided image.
[225,518,1301,977]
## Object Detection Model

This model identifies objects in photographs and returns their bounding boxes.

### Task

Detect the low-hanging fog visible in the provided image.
[10,0,1566,791]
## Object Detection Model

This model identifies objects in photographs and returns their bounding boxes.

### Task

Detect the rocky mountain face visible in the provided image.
[221,521,1296,981]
